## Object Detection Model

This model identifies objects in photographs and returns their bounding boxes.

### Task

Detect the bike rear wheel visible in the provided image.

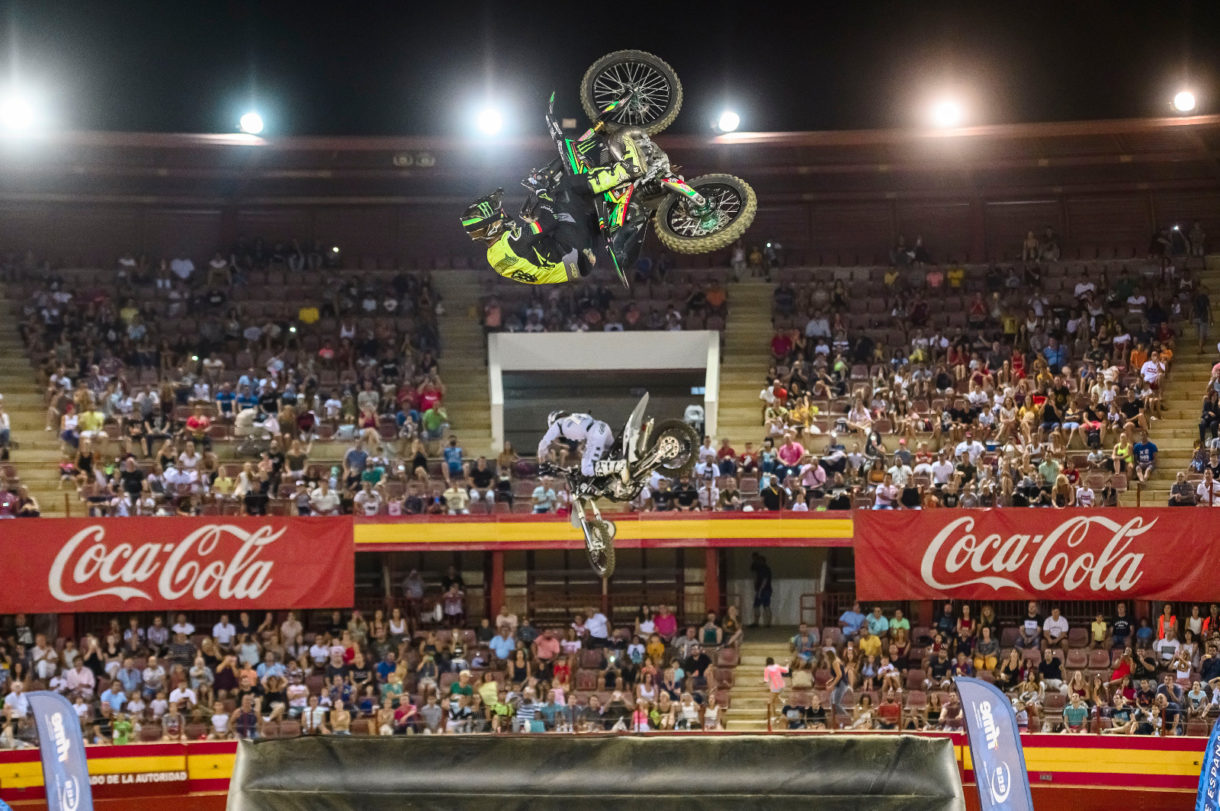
[655,174,758,255]
[580,50,683,136]
[645,419,699,477]
[583,518,617,578]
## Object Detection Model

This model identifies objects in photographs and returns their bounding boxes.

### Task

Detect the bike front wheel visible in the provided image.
[583,518,617,579]
[654,173,758,254]
[580,50,683,136]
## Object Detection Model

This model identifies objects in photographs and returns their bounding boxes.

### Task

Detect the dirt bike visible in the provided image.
[530,49,758,287]
[547,393,699,578]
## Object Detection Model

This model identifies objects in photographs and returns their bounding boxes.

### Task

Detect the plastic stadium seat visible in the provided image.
[1067,628,1089,647]
[1088,649,1112,670]
[905,670,926,691]
[1065,649,1089,670]
[278,720,301,738]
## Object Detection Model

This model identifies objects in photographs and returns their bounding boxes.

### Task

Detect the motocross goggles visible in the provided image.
[461,189,509,242]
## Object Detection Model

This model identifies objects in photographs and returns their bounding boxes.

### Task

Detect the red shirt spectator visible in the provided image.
[186,411,211,439]
[770,332,793,359]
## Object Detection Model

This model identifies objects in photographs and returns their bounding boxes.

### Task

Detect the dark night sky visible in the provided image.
[1,0,1218,136]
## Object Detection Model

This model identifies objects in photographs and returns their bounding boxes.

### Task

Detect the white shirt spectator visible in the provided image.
[930,459,955,486]
[310,486,342,515]
[1043,614,1069,640]
[1155,636,1181,663]
[4,688,30,718]
[1075,486,1095,507]
[212,621,237,646]
[1140,359,1164,385]
[1197,479,1220,506]
[170,685,198,707]
[172,619,196,636]
[353,489,383,516]
[954,440,985,465]
[170,256,195,281]
[1073,280,1096,298]
[886,464,913,489]
[586,611,610,640]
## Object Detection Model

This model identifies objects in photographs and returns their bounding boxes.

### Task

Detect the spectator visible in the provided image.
[1042,607,1070,651]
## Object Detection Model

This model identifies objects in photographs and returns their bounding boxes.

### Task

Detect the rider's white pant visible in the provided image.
[581,422,613,477]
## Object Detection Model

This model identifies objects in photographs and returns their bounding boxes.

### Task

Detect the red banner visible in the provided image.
[0,517,354,613]
[854,508,1215,601]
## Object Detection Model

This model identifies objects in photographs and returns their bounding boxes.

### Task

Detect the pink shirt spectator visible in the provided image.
[764,663,789,691]
[654,611,678,639]
[778,441,804,467]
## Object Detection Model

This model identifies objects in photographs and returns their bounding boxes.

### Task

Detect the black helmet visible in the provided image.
[461,189,508,243]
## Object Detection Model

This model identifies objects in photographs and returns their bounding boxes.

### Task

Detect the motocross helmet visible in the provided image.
[461,189,509,244]
[547,410,570,426]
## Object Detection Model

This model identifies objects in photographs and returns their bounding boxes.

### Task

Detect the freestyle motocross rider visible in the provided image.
[460,140,645,285]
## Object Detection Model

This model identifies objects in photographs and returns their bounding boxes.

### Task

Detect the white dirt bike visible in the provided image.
[547,394,698,578]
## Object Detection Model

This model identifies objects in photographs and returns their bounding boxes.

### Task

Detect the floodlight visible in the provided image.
[716,110,741,133]
[931,99,964,128]
[476,108,503,136]
[1173,90,1197,113]
[239,111,265,135]
[0,93,37,133]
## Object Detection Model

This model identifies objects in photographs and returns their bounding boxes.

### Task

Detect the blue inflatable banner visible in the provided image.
[954,677,1033,811]
[1196,715,1220,810]
[27,691,93,811]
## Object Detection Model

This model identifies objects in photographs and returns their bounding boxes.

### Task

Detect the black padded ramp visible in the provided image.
[226,733,966,810]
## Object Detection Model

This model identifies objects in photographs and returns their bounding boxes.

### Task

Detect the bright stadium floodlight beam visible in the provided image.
[931,99,964,128]
[717,110,741,133]
[0,92,37,134]
[1173,90,1197,113]
[476,107,503,136]
[239,111,265,135]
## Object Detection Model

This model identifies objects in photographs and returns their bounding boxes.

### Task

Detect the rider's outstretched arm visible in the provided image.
[537,423,562,463]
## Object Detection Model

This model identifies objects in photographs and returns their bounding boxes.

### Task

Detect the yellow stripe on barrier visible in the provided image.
[187,753,236,780]
[352,517,854,545]
[963,746,1201,776]
[0,754,188,789]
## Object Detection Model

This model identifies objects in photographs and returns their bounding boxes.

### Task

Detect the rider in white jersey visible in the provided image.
[537,411,614,477]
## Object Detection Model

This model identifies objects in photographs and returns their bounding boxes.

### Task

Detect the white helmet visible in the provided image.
[548,410,569,426]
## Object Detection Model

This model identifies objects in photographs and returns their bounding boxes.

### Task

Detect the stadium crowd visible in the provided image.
[772,599,1220,736]
[752,236,1194,511]
[0,591,745,746]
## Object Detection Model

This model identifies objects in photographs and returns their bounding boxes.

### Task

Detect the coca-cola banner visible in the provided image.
[854,509,1215,601]
[0,518,354,613]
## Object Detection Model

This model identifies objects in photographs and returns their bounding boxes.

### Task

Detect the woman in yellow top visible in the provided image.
[1111,436,1134,473]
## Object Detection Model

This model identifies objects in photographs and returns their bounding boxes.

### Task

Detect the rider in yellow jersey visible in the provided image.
[461,146,644,285]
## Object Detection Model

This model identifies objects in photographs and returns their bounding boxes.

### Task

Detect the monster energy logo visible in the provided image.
[462,200,494,226]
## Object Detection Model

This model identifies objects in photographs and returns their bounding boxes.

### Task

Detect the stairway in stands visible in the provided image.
[1120,258,1220,506]
[0,284,67,515]
[723,629,789,731]
[715,278,774,450]
[431,271,495,457]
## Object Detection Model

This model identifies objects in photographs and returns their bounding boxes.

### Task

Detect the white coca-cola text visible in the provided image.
[48,524,284,603]
[919,515,1152,593]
